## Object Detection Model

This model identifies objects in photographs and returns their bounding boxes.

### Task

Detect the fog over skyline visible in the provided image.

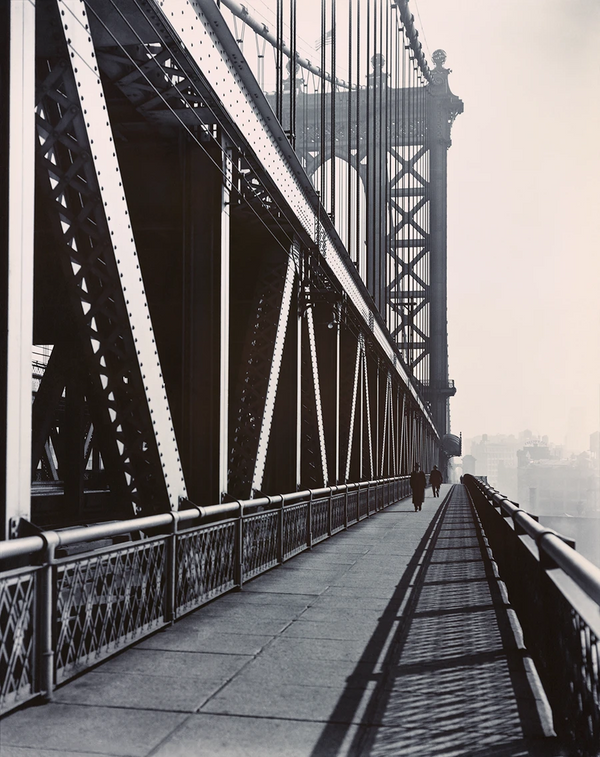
[416,0,600,448]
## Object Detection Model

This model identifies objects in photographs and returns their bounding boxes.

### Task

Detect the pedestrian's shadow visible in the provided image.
[311,487,564,757]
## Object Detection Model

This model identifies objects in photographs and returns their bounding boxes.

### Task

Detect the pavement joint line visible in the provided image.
[146,711,198,757]
[0,740,126,757]
[189,613,304,713]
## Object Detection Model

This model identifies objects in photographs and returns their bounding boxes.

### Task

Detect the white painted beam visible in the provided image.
[5,0,36,537]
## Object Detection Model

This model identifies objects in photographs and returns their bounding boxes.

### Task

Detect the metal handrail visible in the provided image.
[0,475,404,561]
[467,475,600,607]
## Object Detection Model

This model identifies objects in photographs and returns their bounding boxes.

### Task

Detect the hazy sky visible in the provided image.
[414,0,600,448]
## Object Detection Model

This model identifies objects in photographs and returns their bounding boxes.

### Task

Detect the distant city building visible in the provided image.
[518,453,598,517]
[591,431,600,460]
[469,434,520,496]
[566,406,590,455]
[462,455,476,476]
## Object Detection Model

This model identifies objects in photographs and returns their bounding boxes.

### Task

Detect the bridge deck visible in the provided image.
[0,486,564,757]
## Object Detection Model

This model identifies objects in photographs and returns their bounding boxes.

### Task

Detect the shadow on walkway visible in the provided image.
[311,485,563,757]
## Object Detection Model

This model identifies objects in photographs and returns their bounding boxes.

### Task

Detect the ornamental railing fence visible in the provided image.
[0,475,414,716]
[464,474,600,757]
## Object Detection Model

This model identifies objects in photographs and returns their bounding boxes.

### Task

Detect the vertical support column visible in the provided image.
[375,363,380,479]
[62,376,85,521]
[295,282,302,490]
[427,53,462,437]
[428,122,449,437]
[362,353,374,480]
[359,347,364,479]
[219,142,232,501]
[334,307,341,484]
[181,134,229,505]
[3,0,36,538]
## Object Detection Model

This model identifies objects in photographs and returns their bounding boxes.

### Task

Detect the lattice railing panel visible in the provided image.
[243,512,279,579]
[359,489,369,518]
[283,504,308,560]
[55,540,167,682]
[0,570,39,715]
[347,491,359,525]
[175,523,237,616]
[331,494,346,534]
[312,498,329,544]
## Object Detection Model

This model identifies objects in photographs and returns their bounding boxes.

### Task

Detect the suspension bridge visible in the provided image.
[0,1,599,755]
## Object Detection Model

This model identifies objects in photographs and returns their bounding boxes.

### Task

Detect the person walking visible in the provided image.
[410,463,426,511]
[430,465,443,497]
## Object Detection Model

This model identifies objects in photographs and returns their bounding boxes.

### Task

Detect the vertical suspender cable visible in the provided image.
[395,6,401,342]
[330,0,336,223]
[320,0,327,212]
[347,0,353,260]
[289,0,296,148]
[355,0,361,277]
[365,0,371,295]
[385,0,390,328]
[378,0,384,308]
[276,0,283,124]
[372,0,378,306]
[402,24,408,366]
[406,43,416,372]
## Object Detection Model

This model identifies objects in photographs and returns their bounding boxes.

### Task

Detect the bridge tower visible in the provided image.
[285,48,463,456]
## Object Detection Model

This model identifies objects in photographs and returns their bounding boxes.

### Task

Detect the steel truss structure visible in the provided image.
[2,0,459,536]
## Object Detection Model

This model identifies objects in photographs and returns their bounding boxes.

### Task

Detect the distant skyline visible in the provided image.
[415,0,600,446]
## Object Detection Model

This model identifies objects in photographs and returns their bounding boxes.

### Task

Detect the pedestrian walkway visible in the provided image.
[0,485,564,757]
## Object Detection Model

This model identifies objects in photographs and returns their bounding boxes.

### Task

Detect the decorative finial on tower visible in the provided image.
[432,49,447,70]
[428,49,463,144]
[368,54,387,88]
[371,53,385,72]
[430,49,451,88]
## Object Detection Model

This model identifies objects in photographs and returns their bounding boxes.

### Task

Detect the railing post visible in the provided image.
[278,496,285,563]
[307,490,313,549]
[344,484,348,529]
[367,482,371,517]
[40,531,60,701]
[166,512,179,624]
[235,501,244,589]
[328,487,333,536]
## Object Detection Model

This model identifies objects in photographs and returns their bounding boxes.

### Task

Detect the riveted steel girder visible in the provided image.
[34,0,186,516]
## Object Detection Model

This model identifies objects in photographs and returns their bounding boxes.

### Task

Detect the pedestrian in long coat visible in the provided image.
[430,465,443,497]
[410,463,426,511]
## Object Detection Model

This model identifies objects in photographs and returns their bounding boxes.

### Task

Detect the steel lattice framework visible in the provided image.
[2,0,461,536]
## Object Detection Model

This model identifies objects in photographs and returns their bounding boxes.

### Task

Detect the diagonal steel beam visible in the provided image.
[251,253,296,494]
[36,0,187,513]
[306,306,328,487]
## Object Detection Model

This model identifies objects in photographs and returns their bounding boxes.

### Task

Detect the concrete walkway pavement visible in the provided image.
[0,485,564,757]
